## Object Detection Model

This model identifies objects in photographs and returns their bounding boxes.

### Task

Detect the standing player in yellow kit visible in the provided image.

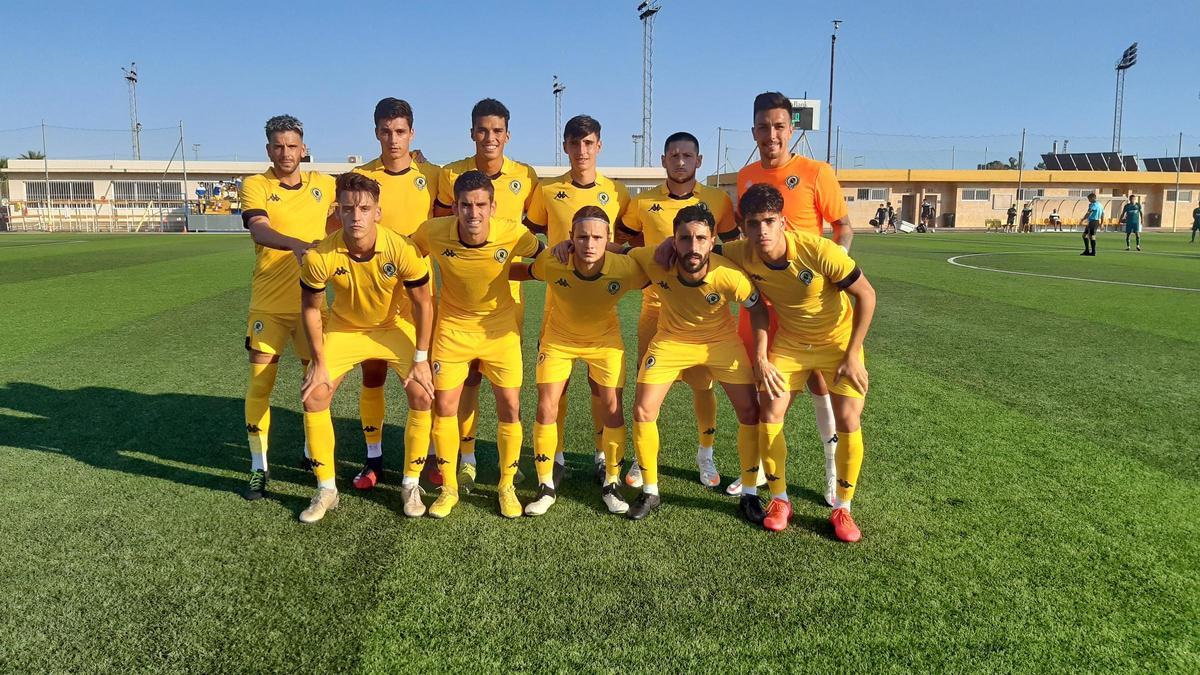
[239,114,337,501]
[348,98,440,491]
[526,114,630,484]
[619,131,738,490]
[434,98,539,492]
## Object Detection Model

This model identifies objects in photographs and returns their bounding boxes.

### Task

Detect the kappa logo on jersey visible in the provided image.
[554,190,569,200]
[415,176,427,191]
[555,278,570,287]
[382,262,397,278]
[649,203,664,213]
[607,280,621,295]
[333,267,348,276]
[441,248,457,258]
[509,179,522,195]
[494,248,509,263]
[312,187,324,202]
[705,292,721,305]
[798,269,815,286]
[253,320,264,333]
[644,355,656,369]
[785,175,799,190]
[598,192,610,206]
[657,280,670,290]
[269,194,282,202]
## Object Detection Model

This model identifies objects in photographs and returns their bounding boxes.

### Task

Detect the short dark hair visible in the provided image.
[663,131,700,153]
[374,98,414,128]
[572,205,610,230]
[453,170,495,200]
[471,98,510,128]
[265,114,303,140]
[673,204,715,233]
[753,92,792,119]
[564,114,601,142]
[1087,192,1097,200]
[336,171,381,203]
[739,184,785,217]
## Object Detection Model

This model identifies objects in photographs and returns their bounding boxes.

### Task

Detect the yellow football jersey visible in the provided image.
[299,227,429,332]
[527,172,630,245]
[241,169,337,315]
[435,155,538,222]
[351,158,439,235]
[722,231,858,345]
[627,246,756,344]
[622,183,737,248]
[411,215,543,333]
[530,253,649,346]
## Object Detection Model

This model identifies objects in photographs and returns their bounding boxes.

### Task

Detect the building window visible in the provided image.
[856,187,888,201]
[1066,188,1098,198]
[25,180,96,202]
[1016,188,1044,200]
[1167,190,1194,202]
[112,180,184,207]
[962,188,991,201]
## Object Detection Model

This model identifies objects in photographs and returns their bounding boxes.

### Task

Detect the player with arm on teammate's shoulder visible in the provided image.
[526,114,631,487]
[346,97,440,492]
[239,114,337,501]
[724,184,876,540]
[296,172,434,523]
[410,171,544,519]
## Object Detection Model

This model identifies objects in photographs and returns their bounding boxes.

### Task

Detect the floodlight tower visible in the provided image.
[826,20,842,163]
[552,75,566,166]
[122,62,142,160]
[637,1,662,167]
[1112,42,1137,153]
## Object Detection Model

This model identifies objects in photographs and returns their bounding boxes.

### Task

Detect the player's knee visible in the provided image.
[495,392,521,423]
[633,402,659,423]
[434,393,459,418]
[732,400,759,426]
[406,385,432,411]
[303,391,331,414]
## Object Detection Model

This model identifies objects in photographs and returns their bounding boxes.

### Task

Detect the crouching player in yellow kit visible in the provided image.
[411,170,544,519]
[625,205,772,522]
[512,206,649,515]
[296,172,435,524]
[725,184,876,540]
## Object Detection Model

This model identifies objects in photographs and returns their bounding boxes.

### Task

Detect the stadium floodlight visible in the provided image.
[637,1,662,167]
[552,75,566,166]
[1111,42,1136,153]
[121,63,142,160]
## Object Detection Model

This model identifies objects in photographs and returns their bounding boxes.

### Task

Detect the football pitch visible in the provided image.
[1,231,1196,672]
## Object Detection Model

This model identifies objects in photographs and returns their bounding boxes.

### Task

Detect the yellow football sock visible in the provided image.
[761,422,787,496]
[737,422,761,493]
[359,385,385,446]
[245,362,278,463]
[458,389,478,456]
[303,409,336,484]
[683,370,717,448]
[497,421,522,487]
[403,409,432,479]
[533,421,557,486]
[633,420,659,486]
[589,394,605,451]
[433,415,459,491]
[556,390,569,453]
[835,429,864,507]
[601,425,626,484]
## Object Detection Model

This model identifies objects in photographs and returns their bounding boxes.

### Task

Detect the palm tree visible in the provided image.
[17,150,45,160]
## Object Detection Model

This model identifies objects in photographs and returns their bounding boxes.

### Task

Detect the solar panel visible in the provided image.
[1086,153,1106,171]
[1043,152,1141,171]
[1141,156,1200,172]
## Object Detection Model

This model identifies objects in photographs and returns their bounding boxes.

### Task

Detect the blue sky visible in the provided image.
[3,0,1198,169]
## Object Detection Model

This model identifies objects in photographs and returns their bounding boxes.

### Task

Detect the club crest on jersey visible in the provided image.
[598,192,610,206]
[785,176,799,190]
[705,292,721,305]
[382,262,397,278]
[494,248,509,263]
[607,281,621,295]
[415,176,427,191]
[698,201,709,211]
[312,187,324,202]
[798,269,814,285]
[509,179,522,195]
[253,320,264,334]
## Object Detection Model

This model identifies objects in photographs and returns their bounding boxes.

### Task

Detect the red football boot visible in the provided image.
[830,507,861,542]
[763,498,793,532]
[352,466,380,490]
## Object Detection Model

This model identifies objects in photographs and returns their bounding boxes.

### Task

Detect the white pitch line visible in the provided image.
[0,239,88,249]
[946,250,1200,292]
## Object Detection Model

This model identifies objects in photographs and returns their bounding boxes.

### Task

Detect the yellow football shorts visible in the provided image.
[536,339,625,388]
[433,325,523,391]
[638,336,754,386]
[246,312,311,360]
[768,337,866,399]
[322,324,416,382]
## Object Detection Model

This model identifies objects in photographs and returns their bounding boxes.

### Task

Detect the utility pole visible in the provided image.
[826,20,842,164]
[637,1,662,167]
[1015,128,1027,206]
[552,75,565,166]
[122,62,142,160]
[1172,131,1182,232]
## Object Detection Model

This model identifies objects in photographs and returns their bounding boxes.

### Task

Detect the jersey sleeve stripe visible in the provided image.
[617,222,640,236]
[835,267,862,289]
[300,280,325,292]
[403,273,431,288]
[241,209,267,228]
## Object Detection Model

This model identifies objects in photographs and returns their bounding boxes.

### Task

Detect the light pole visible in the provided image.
[826,20,842,164]
[192,144,201,161]
[1112,42,1137,153]
[122,63,142,160]
[552,75,565,166]
[637,1,662,167]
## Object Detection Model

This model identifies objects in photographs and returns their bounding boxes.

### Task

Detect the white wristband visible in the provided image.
[413,350,429,363]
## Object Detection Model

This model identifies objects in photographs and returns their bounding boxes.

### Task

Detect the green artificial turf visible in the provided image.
[0,231,1196,672]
